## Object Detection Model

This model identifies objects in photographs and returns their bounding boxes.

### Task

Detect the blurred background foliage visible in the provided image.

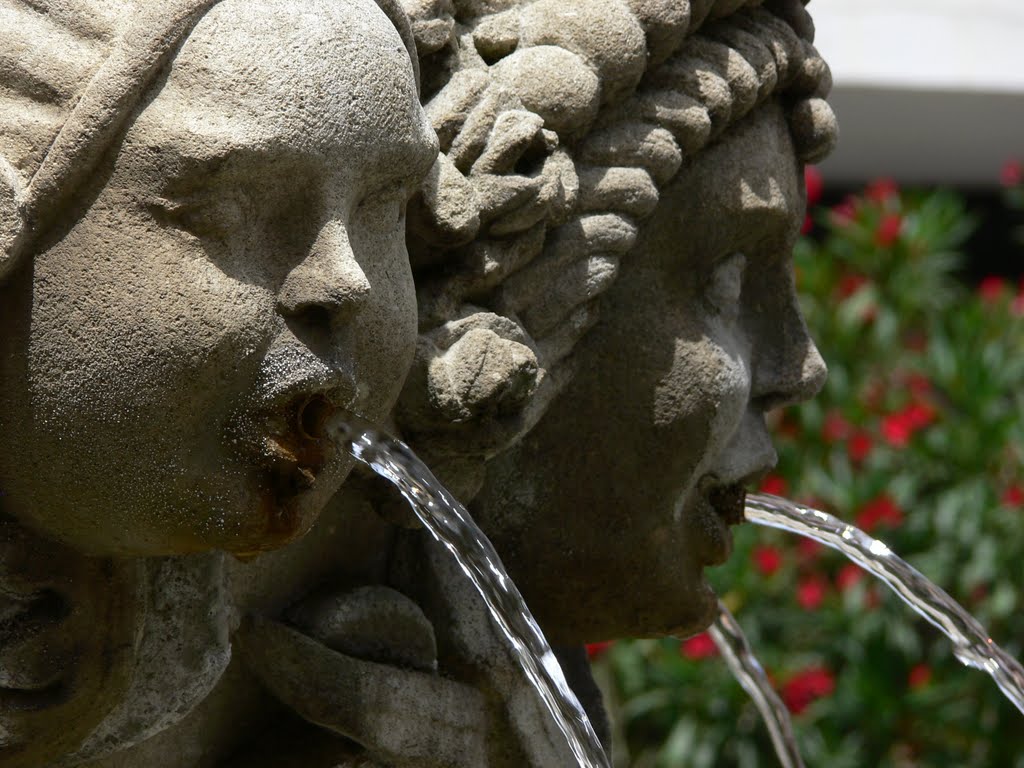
[590,164,1024,767]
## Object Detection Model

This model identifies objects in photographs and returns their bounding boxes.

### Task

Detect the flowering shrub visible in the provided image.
[592,172,1024,767]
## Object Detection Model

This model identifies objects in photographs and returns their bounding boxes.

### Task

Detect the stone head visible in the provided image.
[0,0,438,557]
[398,0,839,644]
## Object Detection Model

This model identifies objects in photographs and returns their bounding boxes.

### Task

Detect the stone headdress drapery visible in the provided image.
[0,0,419,284]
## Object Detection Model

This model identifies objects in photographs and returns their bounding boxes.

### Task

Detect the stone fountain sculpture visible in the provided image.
[0,0,836,766]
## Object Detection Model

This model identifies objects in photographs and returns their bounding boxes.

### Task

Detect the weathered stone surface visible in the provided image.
[473,102,828,645]
[518,0,648,106]
[493,47,601,136]
[0,0,838,764]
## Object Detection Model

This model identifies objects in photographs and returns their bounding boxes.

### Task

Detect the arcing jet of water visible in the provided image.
[323,412,610,768]
[709,601,805,768]
[745,492,1024,715]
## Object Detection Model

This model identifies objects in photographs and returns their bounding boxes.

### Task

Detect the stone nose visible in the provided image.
[749,292,828,413]
[276,219,371,330]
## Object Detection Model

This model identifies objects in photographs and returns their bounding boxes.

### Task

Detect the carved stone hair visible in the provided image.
[394,0,837,497]
[0,0,217,281]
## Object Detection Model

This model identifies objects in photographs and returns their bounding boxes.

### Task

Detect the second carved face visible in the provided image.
[476,102,827,643]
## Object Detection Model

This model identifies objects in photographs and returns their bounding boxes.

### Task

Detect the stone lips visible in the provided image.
[709,483,748,527]
[231,374,354,555]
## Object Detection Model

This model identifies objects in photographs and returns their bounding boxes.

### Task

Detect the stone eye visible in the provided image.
[149,192,251,240]
[705,252,746,322]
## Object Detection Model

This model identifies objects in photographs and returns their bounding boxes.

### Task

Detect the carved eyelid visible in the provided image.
[148,189,252,236]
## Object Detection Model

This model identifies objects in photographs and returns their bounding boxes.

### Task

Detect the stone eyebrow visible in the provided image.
[152,143,309,191]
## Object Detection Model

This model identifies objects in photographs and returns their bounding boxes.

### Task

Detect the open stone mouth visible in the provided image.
[708,484,747,526]
[297,394,335,441]
[263,394,337,495]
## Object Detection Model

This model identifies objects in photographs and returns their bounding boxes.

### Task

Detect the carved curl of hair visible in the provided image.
[395,0,838,499]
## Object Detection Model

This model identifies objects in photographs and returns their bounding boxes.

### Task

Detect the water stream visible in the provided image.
[745,492,1024,715]
[323,412,609,768]
[709,601,804,768]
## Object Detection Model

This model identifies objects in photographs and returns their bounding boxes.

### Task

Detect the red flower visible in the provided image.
[760,474,788,496]
[1000,159,1022,188]
[978,275,1008,303]
[865,178,899,202]
[837,273,868,299]
[1002,485,1024,508]
[801,214,813,235]
[903,403,936,429]
[753,545,784,576]
[796,575,827,610]
[882,403,936,447]
[905,372,933,397]
[881,412,913,447]
[781,666,836,714]
[836,563,864,592]
[586,641,614,660]
[681,632,719,660]
[875,214,902,247]
[831,196,857,225]
[805,165,824,206]
[798,537,823,561]
[848,431,874,464]
[822,410,851,443]
[856,494,904,532]
[908,664,932,690]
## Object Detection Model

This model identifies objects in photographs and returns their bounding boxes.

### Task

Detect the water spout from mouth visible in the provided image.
[316,410,610,768]
[745,492,1024,715]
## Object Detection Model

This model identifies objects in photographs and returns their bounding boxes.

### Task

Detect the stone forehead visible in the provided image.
[664,103,800,220]
[149,0,426,157]
[0,0,428,282]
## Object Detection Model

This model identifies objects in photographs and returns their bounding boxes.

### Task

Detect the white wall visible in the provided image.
[810,0,1024,186]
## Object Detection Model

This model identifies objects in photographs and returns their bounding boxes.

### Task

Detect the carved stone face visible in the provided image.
[0,0,437,556]
[477,102,827,643]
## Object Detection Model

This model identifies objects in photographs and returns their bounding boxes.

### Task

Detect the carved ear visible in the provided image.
[0,158,26,284]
